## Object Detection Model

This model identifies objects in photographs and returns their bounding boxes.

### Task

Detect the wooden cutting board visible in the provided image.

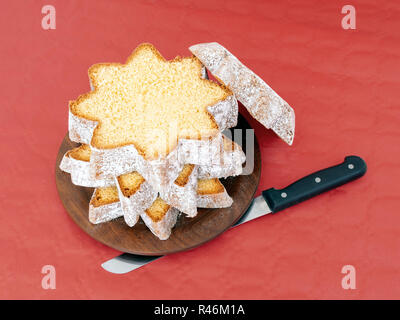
[55,114,261,255]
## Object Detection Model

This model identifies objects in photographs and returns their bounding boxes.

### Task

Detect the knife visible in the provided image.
[102,155,367,274]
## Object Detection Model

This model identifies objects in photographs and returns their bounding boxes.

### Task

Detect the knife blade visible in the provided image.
[101,195,270,274]
[102,155,367,274]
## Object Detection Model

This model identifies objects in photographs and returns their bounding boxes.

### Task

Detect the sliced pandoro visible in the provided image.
[59,144,113,187]
[89,132,226,192]
[89,178,232,240]
[89,187,122,224]
[115,164,198,226]
[189,42,295,145]
[69,43,238,192]
[60,136,245,186]
[196,178,233,208]
[115,172,157,227]
[60,141,241,216]
[159,164,198,217]
[88,189,178,240]
[135,178,232,239]
[140,198,179,240]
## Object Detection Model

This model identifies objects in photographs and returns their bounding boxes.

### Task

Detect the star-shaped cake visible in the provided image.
[69,43,238,189]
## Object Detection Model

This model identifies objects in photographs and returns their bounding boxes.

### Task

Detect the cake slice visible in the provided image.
[116,164,197,222]
[196,178,233,208]
[190,42,295,145]
[60,138,242,215]
[115,164,198,223]
[88,187,122,224]
[59,144,113,187]
[159,164,198,217]
[115,172,157,227]
[69,43,238,191]
[89,178,232,240]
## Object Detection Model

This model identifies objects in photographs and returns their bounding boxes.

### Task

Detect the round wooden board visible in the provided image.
[55,114,261,256]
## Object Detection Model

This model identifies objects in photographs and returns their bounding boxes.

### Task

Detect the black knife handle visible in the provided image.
[262,155,367,213]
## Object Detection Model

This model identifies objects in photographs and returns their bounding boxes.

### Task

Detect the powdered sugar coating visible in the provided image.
[140,207,179,240]
[207,95,238,131]
[190,42,295,145]
[197,139,246,179]
[60,140,243,218]
[59,152,114,187]
[114,177,157,227]
[88,192,123,224]
[68,111,97,145]
[197,187,233,208]
[87,181,233,240]
[160,166,199,217]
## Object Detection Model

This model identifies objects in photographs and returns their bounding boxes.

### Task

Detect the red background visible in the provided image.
[1,0,399,299]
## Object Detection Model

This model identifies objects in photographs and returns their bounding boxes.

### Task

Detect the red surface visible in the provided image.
[1,0,399,299]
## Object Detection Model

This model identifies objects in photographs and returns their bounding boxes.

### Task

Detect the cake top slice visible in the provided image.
[70,43,232,159]
[190,42,295,145]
